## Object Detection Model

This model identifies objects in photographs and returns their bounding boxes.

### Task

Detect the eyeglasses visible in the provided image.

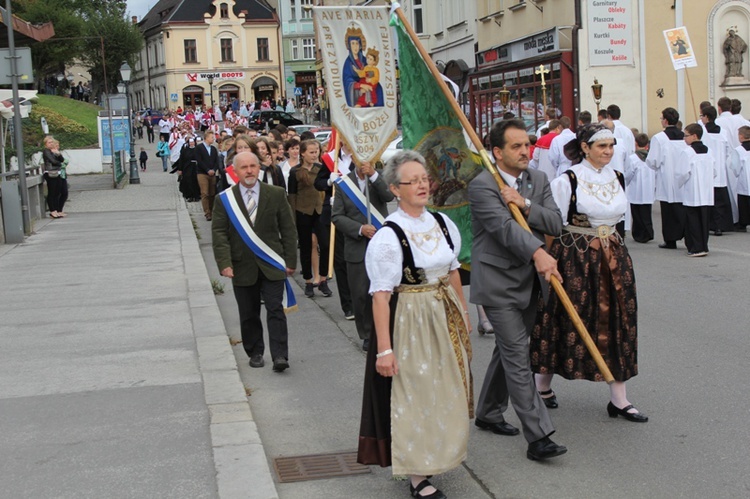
[398,176,431,186]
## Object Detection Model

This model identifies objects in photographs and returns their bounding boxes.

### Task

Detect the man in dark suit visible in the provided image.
[196,130,222,221]
[468,119,567,461]
[331,161,393,351]
[212,152,298,372]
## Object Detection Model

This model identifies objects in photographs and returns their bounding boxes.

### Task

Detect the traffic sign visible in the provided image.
[294,87,303,96]
[170,93,178,102]
[317,86,325,96]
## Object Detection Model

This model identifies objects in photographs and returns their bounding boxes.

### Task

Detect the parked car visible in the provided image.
[288,124,318,135]
[377,135,403,168]
[249,110,303,131]
[139,109,164,126]
[311,127,332,143]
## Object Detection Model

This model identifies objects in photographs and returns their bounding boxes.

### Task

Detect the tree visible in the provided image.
[80,4,143,99]
[11,0,85,77]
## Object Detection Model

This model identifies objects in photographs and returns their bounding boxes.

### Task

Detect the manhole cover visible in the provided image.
[273,450,371,483]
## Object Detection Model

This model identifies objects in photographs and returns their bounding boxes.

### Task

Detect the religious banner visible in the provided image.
[393,14,484,267]
[663,26,698,70]
[313,6,398,163]
[587,0,633,66]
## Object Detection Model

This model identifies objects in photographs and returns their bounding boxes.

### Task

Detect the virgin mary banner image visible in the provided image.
[313,6,398,163]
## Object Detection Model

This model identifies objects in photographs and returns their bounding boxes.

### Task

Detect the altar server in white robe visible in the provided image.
[646,107,689,249]
[608,104,636,158]
[676,124,715,257]
[624,133,655,243]
[729,125,750,232]
[700,106,735,234]
[548,116,576,176]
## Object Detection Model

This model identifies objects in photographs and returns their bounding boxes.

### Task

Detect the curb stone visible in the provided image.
[177,200,279,499]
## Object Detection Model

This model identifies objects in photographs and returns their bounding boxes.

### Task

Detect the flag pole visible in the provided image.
[388,0,614,384]
[327,129,341,280]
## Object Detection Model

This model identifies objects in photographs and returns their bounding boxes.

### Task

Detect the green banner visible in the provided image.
[394,17,484,266]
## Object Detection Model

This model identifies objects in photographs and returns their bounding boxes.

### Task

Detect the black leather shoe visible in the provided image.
[475,418,520,436]
[249,355,265,368]
[272,357,289,372]
[527,436,567,461]
[538,389,558,409]
[318,280,333,297]
[409,479,446,499]
[304,283,314,298]
[607,402,648,422]
[658,242,677,249]
[362,338,370,351]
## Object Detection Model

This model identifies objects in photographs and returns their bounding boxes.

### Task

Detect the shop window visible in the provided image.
[221,38,233,62]
[258,38,269,61]
[184,39,197,63]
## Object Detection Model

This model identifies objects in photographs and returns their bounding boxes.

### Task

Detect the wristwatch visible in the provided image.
[524,198,532,209]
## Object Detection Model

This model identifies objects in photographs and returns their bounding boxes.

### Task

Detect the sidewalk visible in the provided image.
[0,140,277,499]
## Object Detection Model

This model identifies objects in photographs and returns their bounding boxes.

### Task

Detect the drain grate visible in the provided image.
[273,450,371,483]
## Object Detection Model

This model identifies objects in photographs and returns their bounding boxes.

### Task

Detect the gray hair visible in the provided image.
[382,150,426,187]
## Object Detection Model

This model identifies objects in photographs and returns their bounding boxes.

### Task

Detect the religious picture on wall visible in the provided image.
[663,26,697,70]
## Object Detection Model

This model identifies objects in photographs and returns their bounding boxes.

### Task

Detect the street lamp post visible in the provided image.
[120,62,140,184]
[207,74,215,109]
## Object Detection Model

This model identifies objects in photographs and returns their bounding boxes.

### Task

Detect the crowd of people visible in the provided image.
[200,95,748,498]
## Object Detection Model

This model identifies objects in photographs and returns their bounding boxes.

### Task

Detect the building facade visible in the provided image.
[131,0,281,111]
[277,0,318,105]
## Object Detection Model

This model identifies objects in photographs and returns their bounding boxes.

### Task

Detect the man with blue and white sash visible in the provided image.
[212,152,298,372]
[331,160,392,351]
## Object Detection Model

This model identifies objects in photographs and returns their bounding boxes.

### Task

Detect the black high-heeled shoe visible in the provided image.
[538,389,558,409]
[410,479,446,499]
[607,402,648,422]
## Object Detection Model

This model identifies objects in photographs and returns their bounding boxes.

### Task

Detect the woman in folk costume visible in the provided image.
[530,123,648,423]
[358,151,473,499]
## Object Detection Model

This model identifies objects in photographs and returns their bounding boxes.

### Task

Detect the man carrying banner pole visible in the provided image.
[212,152,298,373]
[385,0,614,385]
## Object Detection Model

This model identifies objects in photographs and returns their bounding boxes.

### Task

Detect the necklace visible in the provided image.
[406,222,442,255]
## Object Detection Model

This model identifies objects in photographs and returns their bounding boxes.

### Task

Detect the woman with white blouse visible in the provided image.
[357,151,473,499]
[530,123,648,423]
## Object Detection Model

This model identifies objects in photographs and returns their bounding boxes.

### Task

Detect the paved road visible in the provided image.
[195,202,750,498]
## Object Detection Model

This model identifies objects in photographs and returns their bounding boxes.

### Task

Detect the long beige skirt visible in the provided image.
[390,278,473,476]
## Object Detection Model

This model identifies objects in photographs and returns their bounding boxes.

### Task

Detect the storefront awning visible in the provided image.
[252,76,277,89]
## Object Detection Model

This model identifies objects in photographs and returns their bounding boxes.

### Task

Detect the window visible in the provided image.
[302,38,315,59]
[184,39,197,63]
[220,38,233,62]
[291,39,299,60]
[290,0,296,20]
[413,0,423,34]
[301,0,312,19]
[257,38,269,61]
[220,2,229,18]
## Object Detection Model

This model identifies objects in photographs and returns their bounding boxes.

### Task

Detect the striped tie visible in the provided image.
[246,192,257,224]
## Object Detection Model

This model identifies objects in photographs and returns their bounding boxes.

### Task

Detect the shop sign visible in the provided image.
[185,72,246,82]
[587,0,633,66]
[258,85,274,92]
[477,29,559,70]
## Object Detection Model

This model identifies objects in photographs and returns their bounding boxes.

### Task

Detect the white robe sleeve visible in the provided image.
[365,226,403,294]
[550,173,573,224]
[646,135,663,172]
